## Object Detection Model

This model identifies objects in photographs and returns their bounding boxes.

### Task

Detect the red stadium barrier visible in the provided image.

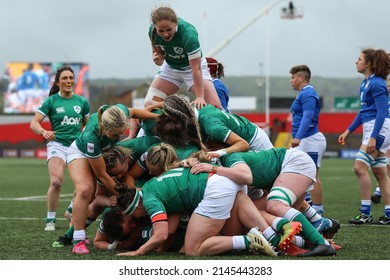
[0,122,51,144]
[239,112,362,134]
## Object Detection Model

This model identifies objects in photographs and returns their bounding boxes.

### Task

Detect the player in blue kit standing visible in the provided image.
[371,76,390,204]
[339,48,390,225]
[289,65,327,216]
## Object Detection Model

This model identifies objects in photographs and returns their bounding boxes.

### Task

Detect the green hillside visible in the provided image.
[0,76,362,114]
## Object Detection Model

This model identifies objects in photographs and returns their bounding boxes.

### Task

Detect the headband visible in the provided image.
[122,190,141,215]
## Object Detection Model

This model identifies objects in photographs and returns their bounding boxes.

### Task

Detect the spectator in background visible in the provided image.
[30,66,90,231]
[206,57,230,112]
[289,65,327,216]
[339,48,390,225]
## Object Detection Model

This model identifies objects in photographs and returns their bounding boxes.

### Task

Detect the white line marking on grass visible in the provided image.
[0,193,74,201]
[343,223,389,227]
[0,217,67,220]
[0,217,101,222]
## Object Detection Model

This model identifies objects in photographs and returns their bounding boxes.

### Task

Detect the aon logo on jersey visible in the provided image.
[61,116,81,125]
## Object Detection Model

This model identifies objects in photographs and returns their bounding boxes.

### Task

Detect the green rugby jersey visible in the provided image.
[117,135,160,162]
[142,167,209,223]
[149,18,201,70]
[197,104,257,143]
[37,92,90,146]
[140,109,162,136]
[220,148,287,190]
[75,104,130,158]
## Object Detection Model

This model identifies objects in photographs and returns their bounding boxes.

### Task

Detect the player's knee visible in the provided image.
[51,177,63,189]
[355,150,374,167]
[144,87,167,105]
[372,157,387,168]
[184,244,200,256]
[75,185,94,200]
[267,186,297,208]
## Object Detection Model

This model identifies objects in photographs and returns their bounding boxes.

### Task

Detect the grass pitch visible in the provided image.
[0,157,388,260]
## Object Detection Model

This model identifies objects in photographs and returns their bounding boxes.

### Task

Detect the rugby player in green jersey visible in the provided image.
[188,148,337,257]
[53,143,155,249]
[113,143,305,257]
[153,93,272,203]
[126,5,224,145]
[145,6,222,110]
[30,66,90,232]
[128,142,200,180]
[95,208,187,253]
[155,94,339,245]
[94,144,198,253]
[153,94,273,158]
[114,167,303,257]
[66,104,159,254]
[94,207,149,251]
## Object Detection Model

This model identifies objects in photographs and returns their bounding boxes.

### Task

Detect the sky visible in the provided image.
[1,0,389,80]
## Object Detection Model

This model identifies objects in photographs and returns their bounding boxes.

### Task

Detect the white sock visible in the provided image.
[361,200,371,206]
[294,235,305,248]
[232,235,247,250]
[284,208,300,221]
[263,226,276,241]
[68,199,74,209]
[302,205,321,223]
[73,230,86,242]
[312,204,324,215]
[271,217,283,230]
[47,211,56,219]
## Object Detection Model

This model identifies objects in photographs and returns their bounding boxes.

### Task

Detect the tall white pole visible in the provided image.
[202,11,208,55]
[265,11,270,134]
